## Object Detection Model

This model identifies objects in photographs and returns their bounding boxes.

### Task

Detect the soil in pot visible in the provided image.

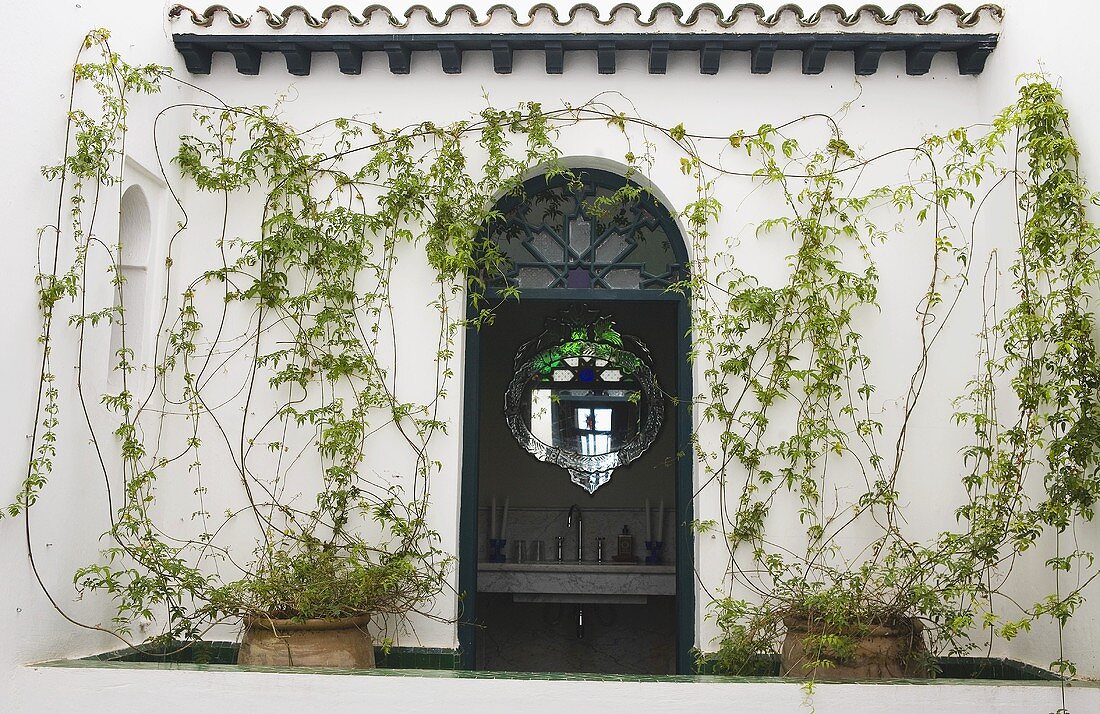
[781,615,931,680]
[237,615,375,668]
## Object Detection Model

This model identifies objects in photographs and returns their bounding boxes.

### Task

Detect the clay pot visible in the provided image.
[237,615,375,668]
[780,615,930,680]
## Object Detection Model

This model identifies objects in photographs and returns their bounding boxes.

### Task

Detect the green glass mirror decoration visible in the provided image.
[505,306,664,494]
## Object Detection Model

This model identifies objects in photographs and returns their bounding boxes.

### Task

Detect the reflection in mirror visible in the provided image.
[505,307,663,494]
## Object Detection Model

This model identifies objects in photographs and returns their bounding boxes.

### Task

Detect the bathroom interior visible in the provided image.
[471,298,679,675]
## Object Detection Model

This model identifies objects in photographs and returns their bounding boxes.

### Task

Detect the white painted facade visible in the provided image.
[3,1,1100,709]
[11,665,1100,713]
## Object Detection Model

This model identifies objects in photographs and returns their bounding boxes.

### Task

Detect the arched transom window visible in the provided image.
[485,169,687,291]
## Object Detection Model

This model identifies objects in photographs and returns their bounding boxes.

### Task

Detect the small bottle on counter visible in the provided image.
[615,525,636,563]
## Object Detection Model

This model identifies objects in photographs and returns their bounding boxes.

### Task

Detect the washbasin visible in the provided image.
[478,561,674,574]
[476,560,676,601]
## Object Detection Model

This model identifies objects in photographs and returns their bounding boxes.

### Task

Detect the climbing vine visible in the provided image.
[688,77,1100,682]
[7,30,1100,686]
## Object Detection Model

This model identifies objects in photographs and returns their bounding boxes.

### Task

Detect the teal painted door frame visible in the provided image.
[457,289,694,673]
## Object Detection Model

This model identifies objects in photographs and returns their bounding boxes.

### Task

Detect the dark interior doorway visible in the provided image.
[457,168,694,673]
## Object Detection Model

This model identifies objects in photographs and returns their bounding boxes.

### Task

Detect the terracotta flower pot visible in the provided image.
[780,615,930,680]
[237,615,375,668]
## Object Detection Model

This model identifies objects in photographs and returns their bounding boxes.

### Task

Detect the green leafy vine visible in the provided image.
[8,31,1100,683]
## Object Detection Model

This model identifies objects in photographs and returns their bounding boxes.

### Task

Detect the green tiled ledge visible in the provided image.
[692,654,1062,681]
[38,643,1087,687]
[33,658,1100,687]
[79,641,461,670]
[83,641,238,665]
[376,646,462,670]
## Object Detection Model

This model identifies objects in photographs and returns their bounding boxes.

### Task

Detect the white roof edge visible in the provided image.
[167,3,1005,36]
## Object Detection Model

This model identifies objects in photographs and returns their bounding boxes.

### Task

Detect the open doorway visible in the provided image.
[457,169,693,673]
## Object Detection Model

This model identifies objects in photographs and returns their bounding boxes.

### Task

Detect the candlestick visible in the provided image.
[645,499,652,542]
[501,498,510,541]
[657,500,664,542]
[491,497,497,539]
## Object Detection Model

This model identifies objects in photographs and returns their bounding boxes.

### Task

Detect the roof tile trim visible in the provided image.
[167,3,1004,31]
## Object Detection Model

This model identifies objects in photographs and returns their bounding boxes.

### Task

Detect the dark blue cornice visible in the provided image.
[173,31,998,76]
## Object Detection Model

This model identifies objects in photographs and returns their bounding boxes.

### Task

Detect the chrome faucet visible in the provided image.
[567,504,583,562]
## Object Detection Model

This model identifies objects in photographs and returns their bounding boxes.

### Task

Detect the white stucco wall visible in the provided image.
[4,2,1100,708]
[8,665,1100,713]
[0,0,200,689]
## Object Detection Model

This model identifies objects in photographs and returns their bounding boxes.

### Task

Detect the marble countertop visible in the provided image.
[477,561,676,596]
[478,561,675,574]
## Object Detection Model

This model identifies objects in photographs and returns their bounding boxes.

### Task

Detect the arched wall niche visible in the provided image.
[119,184,152,265]
[110,184,152,375]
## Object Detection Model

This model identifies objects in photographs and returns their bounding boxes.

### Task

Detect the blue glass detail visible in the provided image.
[566,267,592,289]
[578,368,596,382]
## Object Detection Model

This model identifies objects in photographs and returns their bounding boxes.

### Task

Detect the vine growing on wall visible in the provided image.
[7,30,1100,689]
[12,29,575,642]
[682,77,1100,682]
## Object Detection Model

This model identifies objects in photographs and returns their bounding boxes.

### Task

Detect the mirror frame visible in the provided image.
[504,307,664,494]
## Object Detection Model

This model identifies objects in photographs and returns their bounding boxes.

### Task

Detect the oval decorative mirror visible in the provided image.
[505,307,664,494]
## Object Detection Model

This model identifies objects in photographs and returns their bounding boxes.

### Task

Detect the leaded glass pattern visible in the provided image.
[484,169,686,291]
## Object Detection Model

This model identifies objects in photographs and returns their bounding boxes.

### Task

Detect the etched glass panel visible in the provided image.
[517,266,556,288]
[568,218,592,256]
[595,233,629,262]
[530,231,562,262]
[605,267,642,289]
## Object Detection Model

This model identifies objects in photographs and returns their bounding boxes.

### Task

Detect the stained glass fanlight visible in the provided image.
[483,169,686,291]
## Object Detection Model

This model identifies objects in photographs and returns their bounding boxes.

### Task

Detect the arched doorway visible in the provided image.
[458,168,693,674]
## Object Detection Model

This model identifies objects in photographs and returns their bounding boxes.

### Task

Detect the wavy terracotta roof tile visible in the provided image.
[167,3,1004,33]
[169,3,1002,76]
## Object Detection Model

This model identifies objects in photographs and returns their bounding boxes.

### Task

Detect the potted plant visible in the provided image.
[773,572,932,679]
[707,565,939,679]
[211,535,435,668]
